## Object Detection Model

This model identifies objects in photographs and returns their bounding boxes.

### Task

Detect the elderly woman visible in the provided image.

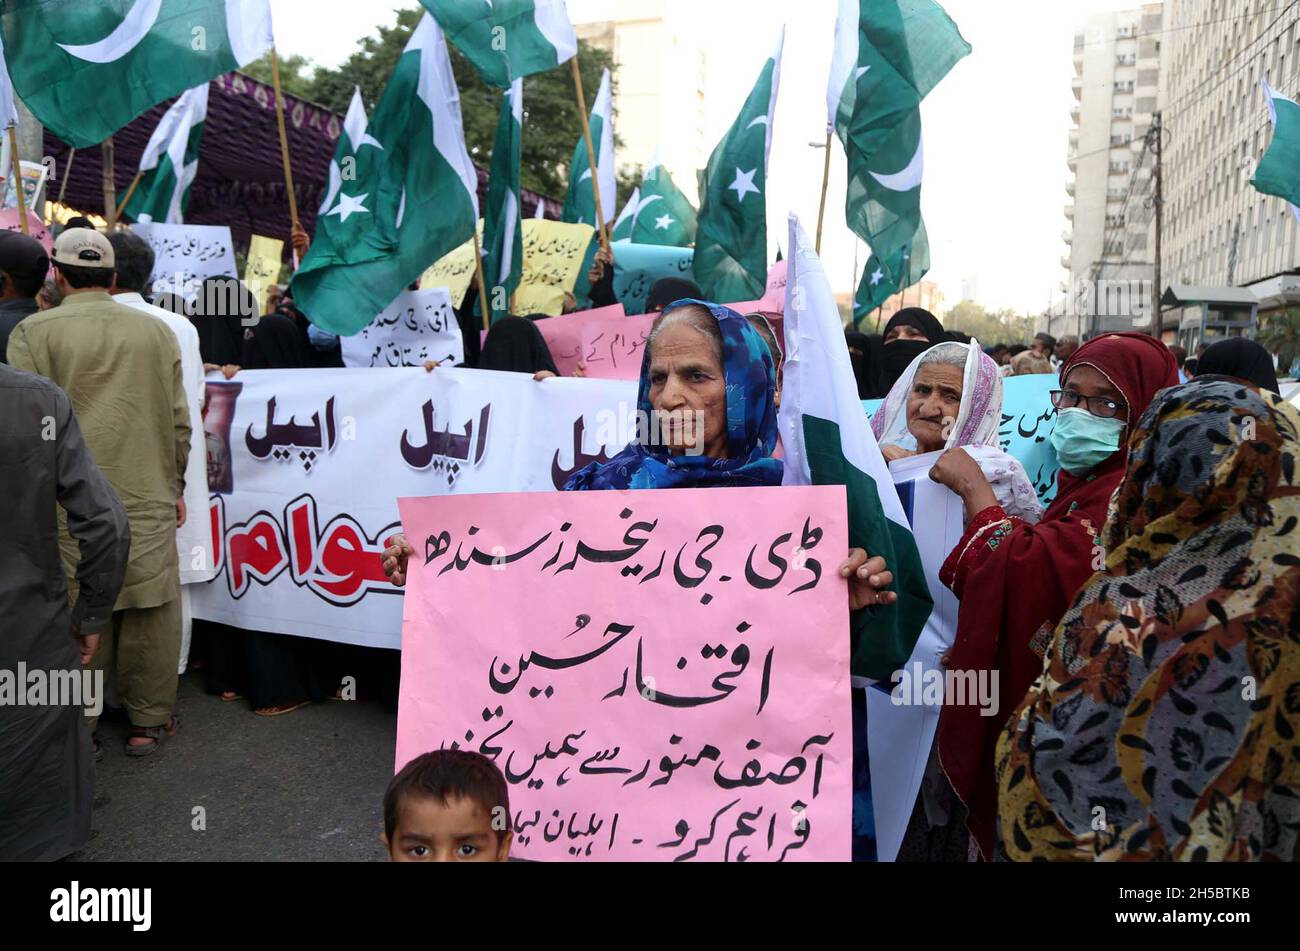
[866,340,1038,861]
[383,300,892,609]
[873,340,1041,520]
[926,332,1178,858]
[997,377,1300,860]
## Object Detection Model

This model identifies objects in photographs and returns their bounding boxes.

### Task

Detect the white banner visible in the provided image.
[190,367,637,648]
[133,222,237,299]
[340,287,465,368]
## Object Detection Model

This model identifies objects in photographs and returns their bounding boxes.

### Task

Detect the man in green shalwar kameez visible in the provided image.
[9,229,191,755]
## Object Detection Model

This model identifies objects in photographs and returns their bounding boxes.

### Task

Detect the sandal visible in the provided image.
[253,699,311,717]
[219,691,244,702]
[125,715,179,757]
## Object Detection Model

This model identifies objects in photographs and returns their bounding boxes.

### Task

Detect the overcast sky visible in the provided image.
[270,0,1147,313]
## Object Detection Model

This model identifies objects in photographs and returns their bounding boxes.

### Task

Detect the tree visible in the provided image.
[260,6,630,202]
[1258,306,1300,374]
[940,301,1036,346]
[239,51,317,100]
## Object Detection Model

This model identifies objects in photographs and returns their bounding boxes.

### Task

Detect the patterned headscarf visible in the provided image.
[997,378,1300,861]
[564,300,783,490]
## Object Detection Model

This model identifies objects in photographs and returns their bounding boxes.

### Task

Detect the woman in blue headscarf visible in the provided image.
[382,300,893,605]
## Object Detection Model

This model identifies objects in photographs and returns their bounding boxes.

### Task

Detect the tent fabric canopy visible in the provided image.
[42,71,560,262]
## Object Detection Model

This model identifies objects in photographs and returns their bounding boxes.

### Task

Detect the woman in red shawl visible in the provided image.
[925,332,1178,858]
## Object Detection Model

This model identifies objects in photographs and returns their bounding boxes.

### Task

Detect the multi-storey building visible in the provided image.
[569,0,710,202]
[1052,3,1163,339]
[1154,0,1300,332]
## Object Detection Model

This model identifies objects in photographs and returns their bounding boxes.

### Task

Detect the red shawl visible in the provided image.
[937,332,1178,858]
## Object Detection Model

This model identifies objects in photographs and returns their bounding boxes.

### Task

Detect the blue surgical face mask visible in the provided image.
[307,323,338,351]
[1049,406,1125,474]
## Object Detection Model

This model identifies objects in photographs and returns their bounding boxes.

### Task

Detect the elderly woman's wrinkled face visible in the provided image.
[648,322,728,459]
[906,362,963,453]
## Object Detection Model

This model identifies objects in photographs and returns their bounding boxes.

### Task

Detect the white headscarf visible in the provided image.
[872,340,1043,523]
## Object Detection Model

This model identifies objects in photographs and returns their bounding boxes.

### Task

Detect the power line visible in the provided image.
[1071,2,1296,51]
[1161,3,1298,123]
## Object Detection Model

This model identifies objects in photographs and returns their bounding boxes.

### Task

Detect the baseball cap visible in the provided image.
[51,228,115,270]
[0,230,51,286]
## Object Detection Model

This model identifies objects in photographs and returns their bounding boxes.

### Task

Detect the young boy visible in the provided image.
[382,749,513,862]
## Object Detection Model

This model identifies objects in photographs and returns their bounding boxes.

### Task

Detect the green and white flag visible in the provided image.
[320,85,381,215]
[123,82,207,224]
[1251,79,1300,224]
[291,13,479,336]
[778,213,931,680]
[482,78,523,323]
[610,185,639,241]
[694,29,782,302]
[562,67,615,231]
[631,148,697,246]
[827,0,968,316]
[0,33,20,129]
[419,0,576,88]
[0,0,273,148]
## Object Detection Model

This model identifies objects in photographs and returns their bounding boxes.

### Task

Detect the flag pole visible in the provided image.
[270,48,300,231]
[473,228,490,333]
[569,58,609,251]
[55,147,75,209]
[112,170,143,225]
[6,125,28,234]
[815,125,832,254]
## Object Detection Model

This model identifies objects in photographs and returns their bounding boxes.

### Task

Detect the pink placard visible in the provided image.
[764,259,787,303]
[0,209,53,254]
[536,303,656,380]
[396,485,852,862]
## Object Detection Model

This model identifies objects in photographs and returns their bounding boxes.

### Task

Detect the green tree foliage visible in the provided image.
[248,6,635,203]
[1258,306,1300,374]
[940,300,1037,346]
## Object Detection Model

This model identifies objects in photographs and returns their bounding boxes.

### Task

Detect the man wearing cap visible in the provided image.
[0,230,50,363]
[8,228,191,756]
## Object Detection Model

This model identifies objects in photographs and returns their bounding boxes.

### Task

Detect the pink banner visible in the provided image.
[0,209,53,254]
[536,304,656,380]
[396,485,852,861]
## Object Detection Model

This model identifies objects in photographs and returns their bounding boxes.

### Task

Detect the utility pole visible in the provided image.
[1150,111,1163,339]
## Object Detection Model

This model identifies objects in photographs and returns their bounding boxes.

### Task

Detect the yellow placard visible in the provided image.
[420,220,483,308]
[243,235,284,314]
[515,219,595,316]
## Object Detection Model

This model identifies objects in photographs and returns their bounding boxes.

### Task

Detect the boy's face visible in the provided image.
[383,793,511,862]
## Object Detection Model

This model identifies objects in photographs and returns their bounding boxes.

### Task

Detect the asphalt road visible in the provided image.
[77,670,396,862]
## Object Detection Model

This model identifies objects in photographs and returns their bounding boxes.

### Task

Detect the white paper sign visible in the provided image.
[133,222,237,299]
[340,287,465,368]
[189,367,637,649]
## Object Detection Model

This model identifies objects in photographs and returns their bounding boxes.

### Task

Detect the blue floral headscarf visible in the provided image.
[564,300,783,490]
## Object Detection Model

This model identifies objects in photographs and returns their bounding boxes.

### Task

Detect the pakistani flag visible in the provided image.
[610,185,639,242]
[828,0,968,315]
[1251,79,1300,224]
[778,214,931,680]
[320,86,381,215]
[562,67,615,230]
[0,0,273,149]
[631,149,697,246]
[291,13,479,336]
[482,79,523,323]
[122,82,207,224]
[419,0,576,88]
[0,33,19,130]
[694,30,782,302]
